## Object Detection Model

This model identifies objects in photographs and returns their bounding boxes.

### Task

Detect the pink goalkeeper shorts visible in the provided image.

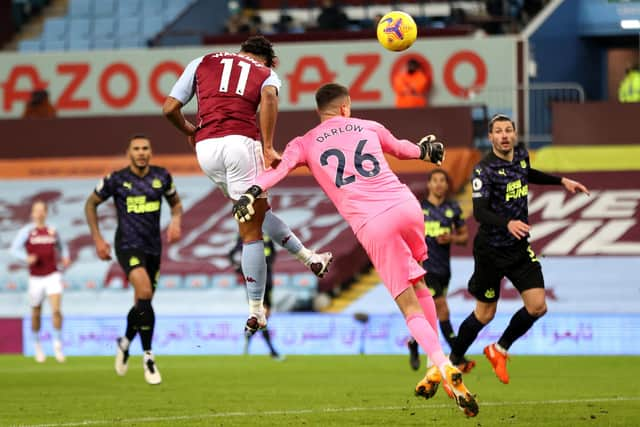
[356,198,428,299]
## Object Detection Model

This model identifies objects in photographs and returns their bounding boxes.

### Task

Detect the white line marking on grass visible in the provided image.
[12,396,640,427]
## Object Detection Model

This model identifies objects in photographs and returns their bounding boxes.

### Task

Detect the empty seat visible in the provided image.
[142,15,164,38]
[184,274,211,290]
[43,17,67,41]
[43,39,67,51]
[69,18,91,39]
[1,277,27,292]
[117,17,141,38]
[92,37,116,49]
[93,17,115,38]
[273,273,290,288]
[290,273,317,289]
[68,37,91,50]
[94,0,115,17]
[156,274,184,290]
[211,273,240,289]
[117,0,141,16]
[69,0,92,18]
[141,0,164,17]
[164,0,191,23]
[18,39,42,52]
[117,36,145,49]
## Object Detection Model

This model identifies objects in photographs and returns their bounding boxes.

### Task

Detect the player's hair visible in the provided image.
[488,114,515,132]
[240,36,276,68]
[315,83,349,111]
[128,133,151,146]
[428,168,449,183]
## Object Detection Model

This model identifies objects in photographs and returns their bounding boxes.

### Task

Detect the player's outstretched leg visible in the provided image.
[407,338,420,371]
[484,342,510,384]
[262,210,333,278]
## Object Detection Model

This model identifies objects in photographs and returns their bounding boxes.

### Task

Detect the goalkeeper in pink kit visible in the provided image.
[233,83,478,417]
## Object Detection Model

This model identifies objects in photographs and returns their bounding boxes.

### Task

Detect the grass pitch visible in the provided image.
[3,355,639,426]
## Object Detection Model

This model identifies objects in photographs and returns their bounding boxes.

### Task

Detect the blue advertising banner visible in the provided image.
[24,312,640,357]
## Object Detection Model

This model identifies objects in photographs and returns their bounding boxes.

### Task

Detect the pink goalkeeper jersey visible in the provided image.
[256,116,422,233]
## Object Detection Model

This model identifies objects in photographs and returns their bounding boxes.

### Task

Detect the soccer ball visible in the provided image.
[376,11,418,52]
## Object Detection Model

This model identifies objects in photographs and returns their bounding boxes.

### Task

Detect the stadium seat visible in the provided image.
[104,276,127,291]
[69,0,92,18]
[1,277,27,293]
[42,17,67,41]
[273,273,290,289]
[142,15,164,38]
[141,0,164,17]
[290,273,318,300]
[69,18,91,39]
[117,37,145,49]
[117,17,141,38]
[156,274,184,290]
[211,273,240,289]
[65,275,99,291]
[93,17,115,39]
[18,39,42,52]
[42,39,67,51]
[116,0,141,17]
[183,274,212,290]
[92,37,116,49]
[290,273,317,289]
[163,0,192,24]
[94,0,115,17]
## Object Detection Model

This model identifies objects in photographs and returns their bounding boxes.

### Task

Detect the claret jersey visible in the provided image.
[168,52,281,142]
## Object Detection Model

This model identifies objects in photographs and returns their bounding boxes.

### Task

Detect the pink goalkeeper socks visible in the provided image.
[405,312,448,368]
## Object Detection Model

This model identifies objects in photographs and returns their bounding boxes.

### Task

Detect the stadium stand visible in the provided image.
[16,0,196,52]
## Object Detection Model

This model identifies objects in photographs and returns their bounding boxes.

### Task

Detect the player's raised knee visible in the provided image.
[528,303,547,318]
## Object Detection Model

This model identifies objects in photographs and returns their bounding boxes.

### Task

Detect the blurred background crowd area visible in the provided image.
[1,0,550,52]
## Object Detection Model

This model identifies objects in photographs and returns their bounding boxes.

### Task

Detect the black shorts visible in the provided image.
[468,235,544,303]
[425,272,451,298]
[116,249,161,289]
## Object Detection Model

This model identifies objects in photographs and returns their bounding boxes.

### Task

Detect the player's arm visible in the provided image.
[54,229,71,267]
[233,138,305,223]
[84,192,112,261]
[163,97,197,143]
[163,57,202,146]
[9,225,31,264]
[529,168,590,195]
[376,124,444,165]
[259,84,280,168]
[451,224,469,246]
[165,192,183,244]
[451,204,468,245]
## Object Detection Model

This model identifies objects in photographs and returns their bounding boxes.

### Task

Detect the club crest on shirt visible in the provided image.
[152,178,162,189]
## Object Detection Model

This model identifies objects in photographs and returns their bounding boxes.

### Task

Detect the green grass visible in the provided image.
[3,355,640,426]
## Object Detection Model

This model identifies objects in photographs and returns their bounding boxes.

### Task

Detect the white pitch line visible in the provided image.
[11,396,640,427]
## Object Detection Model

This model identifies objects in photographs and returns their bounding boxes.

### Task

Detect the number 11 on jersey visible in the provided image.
[219,58,251,96]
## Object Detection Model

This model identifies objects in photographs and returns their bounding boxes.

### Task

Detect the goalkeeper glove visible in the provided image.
[233,185,263,223]
[417,135,445,165]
